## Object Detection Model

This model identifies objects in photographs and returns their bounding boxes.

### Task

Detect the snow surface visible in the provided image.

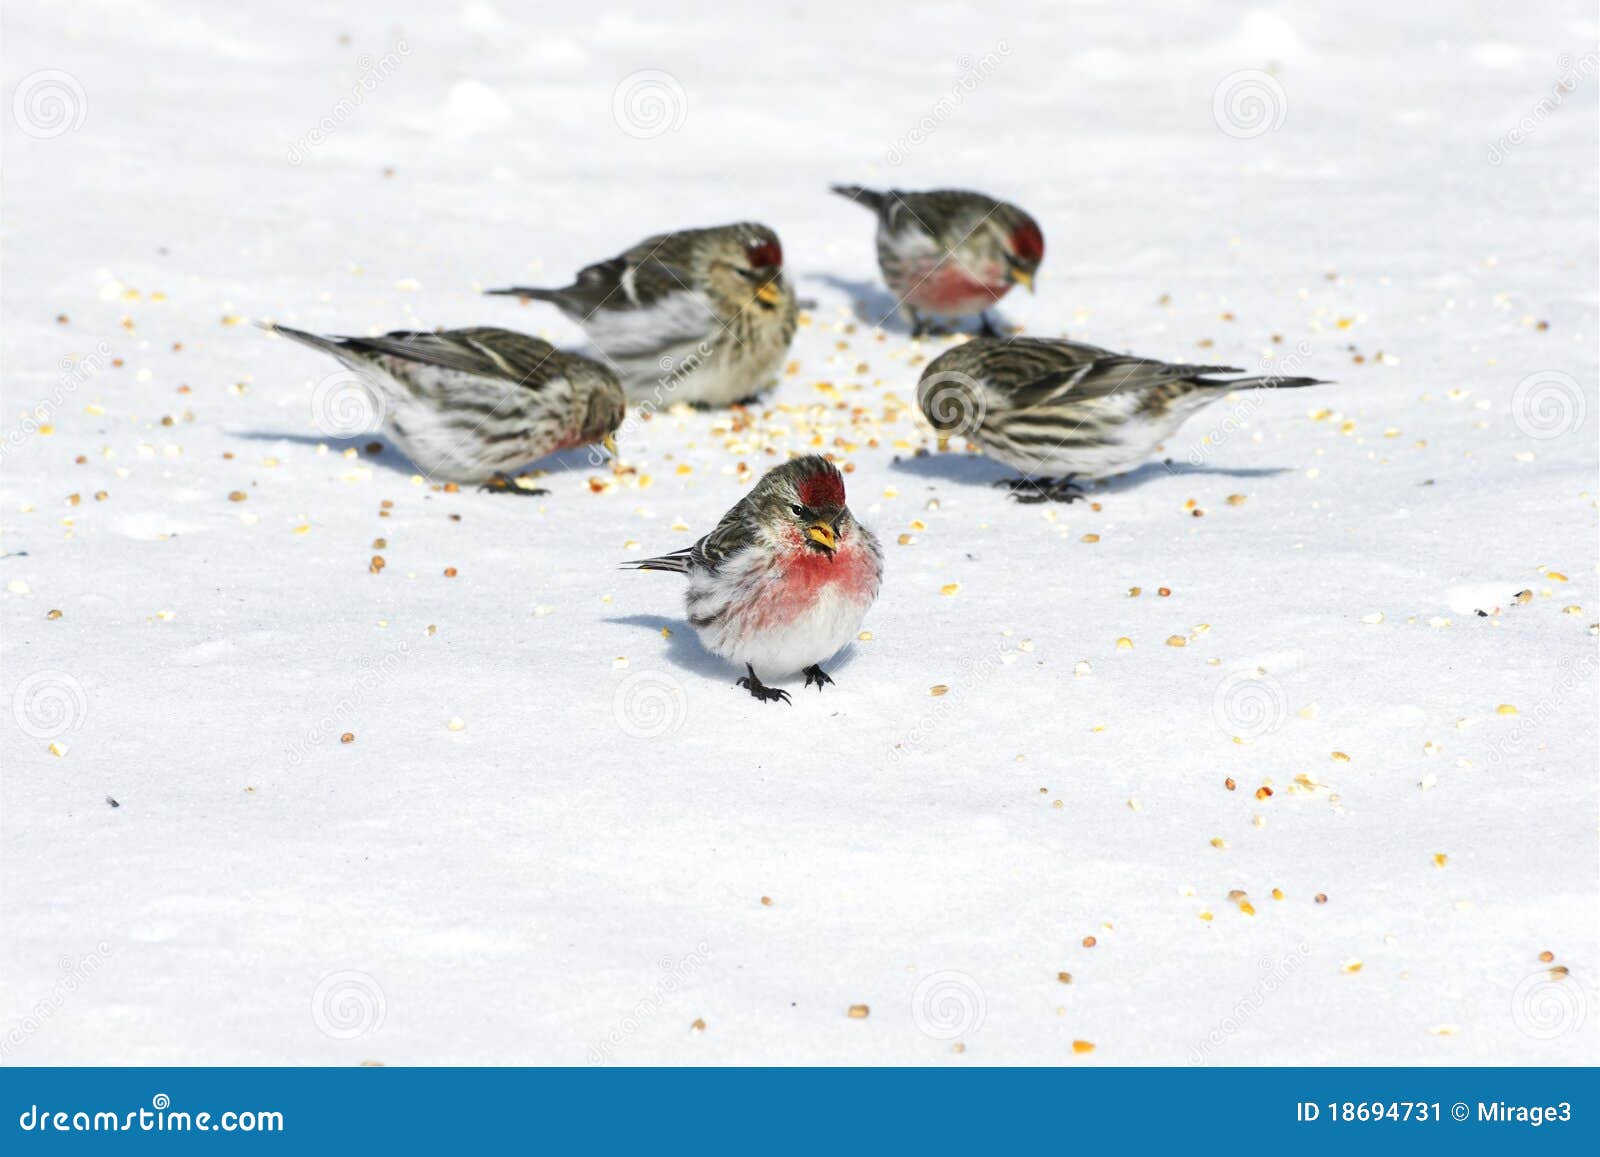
[2,1,1597,1066]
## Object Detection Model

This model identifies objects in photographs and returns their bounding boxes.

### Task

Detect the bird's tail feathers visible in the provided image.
[484,285,569,304]
[1201,375,1330,391]
[620,551,693,574]
[830,184,886,211]
[256,320,348,358]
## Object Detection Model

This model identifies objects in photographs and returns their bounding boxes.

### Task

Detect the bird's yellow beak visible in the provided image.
[1010,268,1035,293]
[602,433,618,457]
[755,280,783,306]
[806,522,837,552]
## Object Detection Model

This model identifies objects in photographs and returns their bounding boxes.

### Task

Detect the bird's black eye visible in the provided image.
[790,504,807,518]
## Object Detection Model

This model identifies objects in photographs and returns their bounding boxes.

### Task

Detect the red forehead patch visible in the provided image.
[797,466,845,508]
[746,238,783,268]
[1011,222,1044,264]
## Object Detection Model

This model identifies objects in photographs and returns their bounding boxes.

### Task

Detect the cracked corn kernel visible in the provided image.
[340,732,355,744]
[1341,959,1363,974]
[227,490,247,502]
[1057,972,1072,984]
[760,896,772,906]
[1331,751,1350,762]
[1082,936,1096,948]
[1539,950,1555,963]
[1080,533,1099,543]
[1072,1040,1095,1055]
[1432,853,1448,868]
[1165,635,1186,647]
[1496,704,1518,715]
[929,684,949,697]
[691,1018,706,1032]
[847,1005,869,1019]
[46,609,62,620]
[1128,586,1142,597]
[1271,888,1285,901]
[1210,837,1228,849]
[940,583,960,596]
[1116,637,1133,650]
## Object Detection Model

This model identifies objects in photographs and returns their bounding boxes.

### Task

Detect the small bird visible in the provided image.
[918,337,1328,502]
[486,222,798,408]
[624,455,882,704]
[260,324,624,490]
[830,185,1043,337]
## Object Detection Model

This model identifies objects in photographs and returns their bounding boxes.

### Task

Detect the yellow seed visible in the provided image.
[1116,637,1133,650]
[1071,1040,1095,1055]
[1165,635,1186,647]
[847,1004,869,1019]
[1496,704,1518,716]
[1433,853,1448,868]
[1080,533,1099,543]
[1271,888,1284,901]
[929,684,949,697]
[1331,751,1350,762]
[940,583,960,596]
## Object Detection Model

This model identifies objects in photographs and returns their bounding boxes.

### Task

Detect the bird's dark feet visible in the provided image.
[998,475,1086,504]
[737,664,791,705]
[977,312,1002,338]
[478,473,549,496]
[802,664,834,692]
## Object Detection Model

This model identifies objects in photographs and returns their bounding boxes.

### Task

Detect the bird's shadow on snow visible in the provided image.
[809,274,1010,337]
[229,432,604,480]
[889,452,1293,494]
[605,613,862,687]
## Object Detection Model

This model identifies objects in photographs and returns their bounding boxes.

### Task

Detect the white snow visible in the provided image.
[2,1,1596,1066]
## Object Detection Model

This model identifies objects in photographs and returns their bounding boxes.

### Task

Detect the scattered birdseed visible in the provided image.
[1225,493,1247,506]
[929,684,949,697]
[227,490,247,502]
[443,567,458,578]
[1165,635,1186,647]
[1432,853,1448,868]
[1071,1040,1095,1055]
[48,742,67,757]
[1116,637,1133,650]
[1224,778,1236,791]
[1271,888,1284,901]
[1057,972,1072,984]
[1128,586,1142,597]
[1361,612,1384,624]
[1496,704,1518,716]
[1157,587,1171,597]
[760,896,772,907]
[340,732,355,744]
[446,717,466,732]
[1082,936,1096,948]
[1331,751,1350,762]
[1539,950,1555,963]
[1315,893,1329,904]
[1081,533,1100,543]
[847,1005,869,1019]
[1074,660,1091,677]
[1341,959,1363,974]
[46,609,62,620]
[691,1018,706,1032]
[940,583,960,596]
[1210,837,1228,849]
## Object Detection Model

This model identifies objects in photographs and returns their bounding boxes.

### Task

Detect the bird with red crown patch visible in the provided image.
[623,455,883,703]
[830,185,1044,338]
[486,222,797,408]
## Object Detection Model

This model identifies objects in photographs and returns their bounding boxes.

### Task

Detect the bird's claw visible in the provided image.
[802,664,834,692]
[478,473,548,497]
[1001,476,1085,504]
[737,665,792,705]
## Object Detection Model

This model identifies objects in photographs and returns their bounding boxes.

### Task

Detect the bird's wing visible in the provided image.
[1005,341,1246,410]
[344,328,563,390]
